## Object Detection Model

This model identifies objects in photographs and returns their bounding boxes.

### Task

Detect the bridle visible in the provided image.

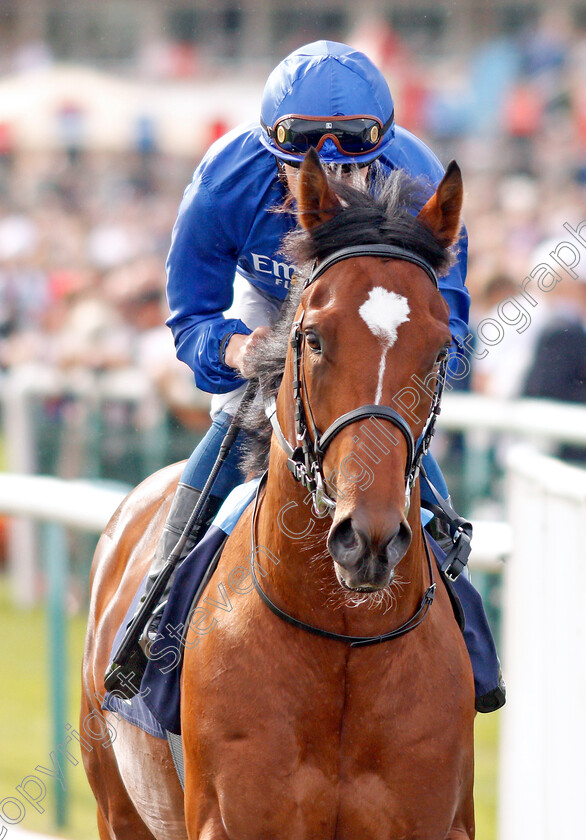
[254,243,449,647]
[264,243,448,518]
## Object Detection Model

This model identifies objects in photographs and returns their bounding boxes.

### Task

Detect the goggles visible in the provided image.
[262,112,394,157]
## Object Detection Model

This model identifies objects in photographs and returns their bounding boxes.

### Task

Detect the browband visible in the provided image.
[306,244,439,289]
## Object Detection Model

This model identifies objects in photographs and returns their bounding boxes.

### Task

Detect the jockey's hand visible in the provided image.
[225,326,271,378]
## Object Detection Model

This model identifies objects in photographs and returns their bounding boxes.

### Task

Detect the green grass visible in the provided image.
[0,576,98,838]
[475,711,500,838]
[0,575,500,838]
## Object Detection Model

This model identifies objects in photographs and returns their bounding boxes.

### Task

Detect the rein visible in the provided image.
[249,473,437,648]
[264,243,447,517]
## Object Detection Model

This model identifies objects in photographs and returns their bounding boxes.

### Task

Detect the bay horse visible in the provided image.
[81,150,475,839]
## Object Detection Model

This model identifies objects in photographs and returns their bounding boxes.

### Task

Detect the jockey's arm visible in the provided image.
[224,326,272,377]
[165,172,251,395]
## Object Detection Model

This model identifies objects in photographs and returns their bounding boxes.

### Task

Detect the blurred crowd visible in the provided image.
[0,16,584,487]
[0,150,211,417]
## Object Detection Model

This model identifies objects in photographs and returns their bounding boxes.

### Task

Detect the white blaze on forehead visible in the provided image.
[359,287,410,345]
[359,287,410,404]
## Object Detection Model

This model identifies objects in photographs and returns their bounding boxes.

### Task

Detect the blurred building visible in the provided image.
[0,0,584,71]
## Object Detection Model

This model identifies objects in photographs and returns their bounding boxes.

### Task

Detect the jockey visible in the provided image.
[112,41,505,712]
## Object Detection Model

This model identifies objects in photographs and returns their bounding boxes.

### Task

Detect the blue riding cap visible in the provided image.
[260,40,395,165]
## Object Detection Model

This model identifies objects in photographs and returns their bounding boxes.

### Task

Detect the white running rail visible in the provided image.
[499,444,586,839]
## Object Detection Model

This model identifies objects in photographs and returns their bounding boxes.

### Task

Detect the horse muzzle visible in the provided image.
[327,514,412,591]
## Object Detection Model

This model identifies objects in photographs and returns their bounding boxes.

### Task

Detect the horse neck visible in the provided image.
[253,445,429,638]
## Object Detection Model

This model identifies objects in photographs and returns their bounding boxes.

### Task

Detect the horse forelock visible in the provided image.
[239,168,455,476]
[285,167,456,278]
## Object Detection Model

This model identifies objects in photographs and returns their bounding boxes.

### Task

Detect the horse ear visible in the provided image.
[297,148,342,230]
[417,160,463,248]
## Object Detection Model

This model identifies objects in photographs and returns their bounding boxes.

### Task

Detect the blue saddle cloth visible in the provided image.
[103,479,260,737]
[103,484,500,737]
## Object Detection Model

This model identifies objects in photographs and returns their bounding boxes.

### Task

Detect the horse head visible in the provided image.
[292,150,462,594]
[246,149,462,596]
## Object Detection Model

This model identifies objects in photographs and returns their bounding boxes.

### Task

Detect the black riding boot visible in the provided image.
[104,484,223,697]
[138,484,223,645]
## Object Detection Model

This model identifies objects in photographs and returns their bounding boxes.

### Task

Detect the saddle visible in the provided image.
[102,480,259,731]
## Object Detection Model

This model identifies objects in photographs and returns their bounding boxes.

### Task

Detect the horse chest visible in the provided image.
[183,618,470,840]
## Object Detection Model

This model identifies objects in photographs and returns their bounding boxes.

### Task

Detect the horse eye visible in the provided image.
[436,345,450,364]
[304,330,322,353]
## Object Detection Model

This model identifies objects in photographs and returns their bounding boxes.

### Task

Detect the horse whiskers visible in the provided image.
[297,535,326,552]
[342,587,395,612]
[308,546,332,565]
[283,539,414,614]
[273,529,415,614]
[320,574,411,614]
[384,574,410,613]
[296,536,331,562]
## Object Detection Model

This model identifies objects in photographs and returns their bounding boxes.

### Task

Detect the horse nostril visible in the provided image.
[385,521,412,566]
[328,518,365,569]
[329,516,412,572]
[334,519,359,550]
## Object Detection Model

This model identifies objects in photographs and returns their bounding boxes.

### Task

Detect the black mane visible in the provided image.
[238,168,456,476]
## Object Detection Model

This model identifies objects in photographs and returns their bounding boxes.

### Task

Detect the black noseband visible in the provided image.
[316,405,414,481]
